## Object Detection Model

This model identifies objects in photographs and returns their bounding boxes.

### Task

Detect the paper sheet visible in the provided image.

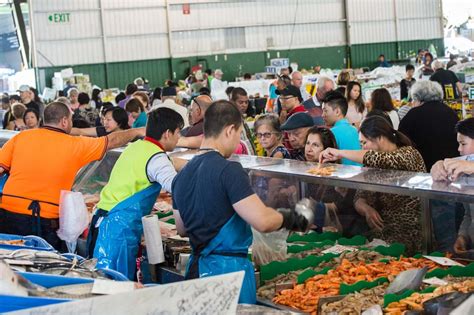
[91,279,135,295]
[423,255,464,267]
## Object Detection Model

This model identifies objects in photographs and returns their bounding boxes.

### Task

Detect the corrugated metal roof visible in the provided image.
[33,11,102,41]
[396,0,441,19]
[31,0,444,67]
[347,0,395,22]
[36,38,105,66]
[168,0,344,31]
[398,18,443,41]
[32,0,99,11]
[102,7,168,37]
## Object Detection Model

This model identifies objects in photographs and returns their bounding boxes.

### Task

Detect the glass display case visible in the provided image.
[0,128,459,254]
[168,151,474,254]
[0,130,17,147]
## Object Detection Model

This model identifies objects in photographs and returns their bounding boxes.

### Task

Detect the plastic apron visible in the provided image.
[186,213,256,304]
[93,183,161,280]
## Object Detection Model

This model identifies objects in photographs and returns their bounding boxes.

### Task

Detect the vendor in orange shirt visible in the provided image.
[0,101,144,250]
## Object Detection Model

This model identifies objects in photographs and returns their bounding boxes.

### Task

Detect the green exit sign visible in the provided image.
[48,13,70,23]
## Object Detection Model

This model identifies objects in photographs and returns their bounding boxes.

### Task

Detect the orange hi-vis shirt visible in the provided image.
[0,127,108,219]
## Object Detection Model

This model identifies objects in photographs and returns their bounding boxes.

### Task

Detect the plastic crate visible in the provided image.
[19,272,93,288]
[21,268,129,283]
[0,295,69,313]
[0,233,55,251]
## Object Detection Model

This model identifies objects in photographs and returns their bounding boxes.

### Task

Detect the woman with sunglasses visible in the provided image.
[254,114,290,159]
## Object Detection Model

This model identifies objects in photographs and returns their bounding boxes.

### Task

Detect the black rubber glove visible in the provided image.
[277,208,310,232]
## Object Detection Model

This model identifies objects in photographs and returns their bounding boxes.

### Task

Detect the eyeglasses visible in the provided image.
[279,96,296,101]
[256,132,278,139]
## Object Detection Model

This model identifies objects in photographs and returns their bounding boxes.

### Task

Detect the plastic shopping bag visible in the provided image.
[251,228,289,266]
[57,190,90,253]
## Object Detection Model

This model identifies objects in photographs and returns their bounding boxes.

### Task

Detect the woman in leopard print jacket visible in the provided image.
[320,116,426,254]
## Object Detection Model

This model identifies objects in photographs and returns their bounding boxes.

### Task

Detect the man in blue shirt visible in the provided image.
[322,91,361,166]
[172,100,315,304]
[377,54,391,68]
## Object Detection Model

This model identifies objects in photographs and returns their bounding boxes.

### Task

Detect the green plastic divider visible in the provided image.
[413,251,444,259]
[165,218,175,224]
[287,240,335,254]
[425,262,474,279]
[340,277,389,295]
[356,243,406,260]
[261,242,405,285]
[297,267,332,284]
[373,243,406,257]
[287,231,341,243]
[384,290,416,307]
[338,235,367,246]
[156,211,173,219]
[259,253,339,283]
[287,235,367,254]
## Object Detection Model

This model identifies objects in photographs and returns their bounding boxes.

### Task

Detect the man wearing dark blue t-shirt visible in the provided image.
[172,100,314,304]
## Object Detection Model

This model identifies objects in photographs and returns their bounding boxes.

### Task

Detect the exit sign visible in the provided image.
[48,13,70,23]
[469,87,474,100]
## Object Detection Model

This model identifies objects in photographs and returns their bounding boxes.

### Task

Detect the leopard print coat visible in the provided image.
[355,146,426,255]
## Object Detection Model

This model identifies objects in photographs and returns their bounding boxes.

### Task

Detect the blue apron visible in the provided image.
[187,213,256,304]
[93,183,161,280]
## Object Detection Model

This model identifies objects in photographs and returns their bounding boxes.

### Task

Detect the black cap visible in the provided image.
[281,112,314,130]
[276,85,302,102]
[162,86,177,97]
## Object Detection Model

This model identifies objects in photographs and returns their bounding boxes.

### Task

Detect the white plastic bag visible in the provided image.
[57,190,90,253]
[251,229,289,266]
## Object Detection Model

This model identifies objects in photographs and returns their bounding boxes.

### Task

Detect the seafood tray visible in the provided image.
[0,249,128,281]
[0,233,55,252]
[0,267,131,313]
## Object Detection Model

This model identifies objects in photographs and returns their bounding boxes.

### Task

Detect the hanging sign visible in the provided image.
[48,13,71,23]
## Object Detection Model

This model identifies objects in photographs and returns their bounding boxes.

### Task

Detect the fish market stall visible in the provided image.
[167,152,474,313]
[2,122,473,313]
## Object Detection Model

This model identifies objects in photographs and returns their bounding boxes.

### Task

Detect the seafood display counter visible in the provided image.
[29,141,474,314]
[163,152,474,314]
[170,152,474,252]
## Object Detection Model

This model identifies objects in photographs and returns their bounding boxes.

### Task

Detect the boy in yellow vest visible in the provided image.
[87,107,184,279]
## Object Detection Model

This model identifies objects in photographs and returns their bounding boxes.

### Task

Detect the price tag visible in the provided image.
[423,255,464,267]
[322,245,357,255]
[92,279,136,295]
[423,277,448,286]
